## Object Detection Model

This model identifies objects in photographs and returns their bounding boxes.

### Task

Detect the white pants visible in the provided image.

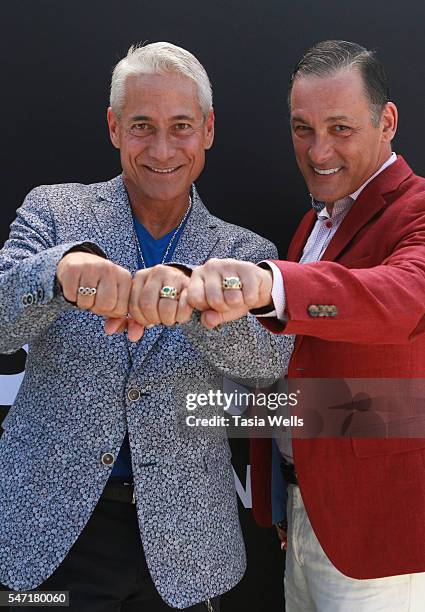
[285,485,425,612]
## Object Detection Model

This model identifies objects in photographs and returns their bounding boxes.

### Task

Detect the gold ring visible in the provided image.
[222,276,243,290]
[159,286,179,300]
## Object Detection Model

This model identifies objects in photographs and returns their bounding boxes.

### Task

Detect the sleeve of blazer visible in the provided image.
[180,237,294,386]
[260,196,425,345]
[0,186,105,353]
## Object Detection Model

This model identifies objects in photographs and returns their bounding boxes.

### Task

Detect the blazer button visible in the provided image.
[127,388,141,401]
[101,452,115,466]
[307,305,320,317]
[328,305,338,316]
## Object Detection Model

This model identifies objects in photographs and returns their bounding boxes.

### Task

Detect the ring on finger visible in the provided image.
[222,276,243,290]
[159,285,179,300]
[78,286,97,296]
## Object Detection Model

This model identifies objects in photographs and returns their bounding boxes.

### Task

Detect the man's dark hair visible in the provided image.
[288,40,390,126]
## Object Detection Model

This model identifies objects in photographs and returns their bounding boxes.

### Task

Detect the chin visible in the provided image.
[310,185,348,203]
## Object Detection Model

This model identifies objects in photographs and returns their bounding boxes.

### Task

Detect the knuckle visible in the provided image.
[205,258,218,269]
[128,303,138,318]
[208,295,223,310]
[128,291,139,309]
[139,296,152,312]
[152,264,165,275]
[121,268,133,282]
[161,314,174,326]
[114,307,128,319]
[185,288,196,303]
[62,287,75,302]
[225,292,242,305]
[106,295,118,310]
[97,298,115,313]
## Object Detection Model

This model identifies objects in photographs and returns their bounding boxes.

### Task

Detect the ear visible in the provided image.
[203,109,215,150]
[380,102,398,143]
[107,107,121,149]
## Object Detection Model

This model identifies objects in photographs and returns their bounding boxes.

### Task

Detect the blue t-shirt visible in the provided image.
[110,212,189,479]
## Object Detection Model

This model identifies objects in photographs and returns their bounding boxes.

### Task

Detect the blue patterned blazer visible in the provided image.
[0,176,292,608]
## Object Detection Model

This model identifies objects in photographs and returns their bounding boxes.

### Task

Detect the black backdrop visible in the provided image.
[1,1,425,610]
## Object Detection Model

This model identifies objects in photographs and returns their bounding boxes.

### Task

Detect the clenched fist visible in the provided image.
[56,253,274,340]
[56,251,133,319]
[103,264,193,342]
[187,258,273,328]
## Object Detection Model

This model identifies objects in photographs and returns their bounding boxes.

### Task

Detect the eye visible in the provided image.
[293,125,312,135]
[132,123,150,131]
[334,125,351,133]
[128,123,155,137]
[174,123,192,131]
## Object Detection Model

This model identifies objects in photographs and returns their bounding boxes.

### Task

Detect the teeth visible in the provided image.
[149,167,177,173]
[314,167,341,175]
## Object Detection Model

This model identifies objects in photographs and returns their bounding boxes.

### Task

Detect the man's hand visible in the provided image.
[105,265,193,342]
[186,259,273,328]
[56,252,133,319]
[57,255,273,340]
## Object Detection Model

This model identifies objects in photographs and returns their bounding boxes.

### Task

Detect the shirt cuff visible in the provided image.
[254,261,286,321]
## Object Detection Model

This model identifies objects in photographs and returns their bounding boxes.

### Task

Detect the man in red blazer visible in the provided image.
[175,40,425,610]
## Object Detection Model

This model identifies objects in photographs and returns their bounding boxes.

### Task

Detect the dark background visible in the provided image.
[1,1,425,610]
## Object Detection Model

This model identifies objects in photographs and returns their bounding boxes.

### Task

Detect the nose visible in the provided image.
[148,130,175,164]
[308,135,334,167]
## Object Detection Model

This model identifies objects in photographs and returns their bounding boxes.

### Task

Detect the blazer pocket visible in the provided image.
[352,437,425,458]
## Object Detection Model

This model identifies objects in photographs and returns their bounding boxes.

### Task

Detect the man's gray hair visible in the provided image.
[110,41,213,118]
[288,40,390,126]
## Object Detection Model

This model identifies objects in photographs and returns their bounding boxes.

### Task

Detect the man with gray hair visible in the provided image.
[0,42,292,610]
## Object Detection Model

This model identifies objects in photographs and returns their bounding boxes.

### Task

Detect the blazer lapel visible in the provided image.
[90,175,139,275]
[320,186,386,262]
[322,155,413,262]
[171,185,220,265]
[287,210,316,262]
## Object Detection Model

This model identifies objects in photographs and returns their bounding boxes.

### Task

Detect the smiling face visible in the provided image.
[107,72,214,206]
[290,68,397,203]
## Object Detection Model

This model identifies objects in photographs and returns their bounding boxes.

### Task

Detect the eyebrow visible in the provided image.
[129,114,196,122]
[291,114,352,123]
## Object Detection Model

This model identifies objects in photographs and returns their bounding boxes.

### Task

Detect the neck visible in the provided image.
[124,180,191,239]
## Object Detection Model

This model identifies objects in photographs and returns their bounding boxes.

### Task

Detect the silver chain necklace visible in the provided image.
[132,196,192,269]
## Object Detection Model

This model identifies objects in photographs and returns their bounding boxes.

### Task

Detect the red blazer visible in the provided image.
[252,156,425,579]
